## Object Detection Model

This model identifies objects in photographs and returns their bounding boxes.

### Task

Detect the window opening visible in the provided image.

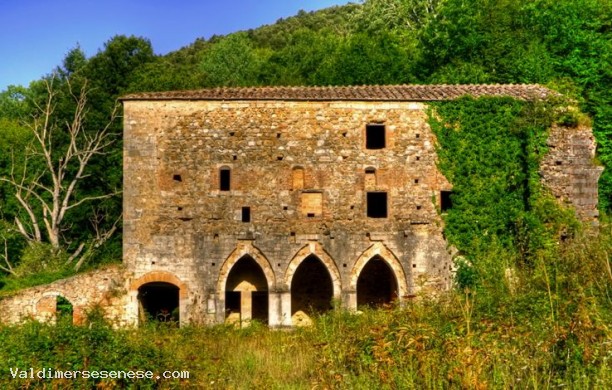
[220,168,231,191]
[441,190,453,212]
[367,192,388,218]
[172,174,182,182]
[242,207,251,222]
[366,124,386,149]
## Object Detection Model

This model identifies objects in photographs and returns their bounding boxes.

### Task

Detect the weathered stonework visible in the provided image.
[540,124,603,222]
[0,84,602,328]
[122,98,453,327]
[0,266,128,326]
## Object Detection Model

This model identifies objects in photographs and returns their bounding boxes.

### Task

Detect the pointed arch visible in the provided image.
[217,242,275,298]
[350,242,408,300]
[285,242,341,299]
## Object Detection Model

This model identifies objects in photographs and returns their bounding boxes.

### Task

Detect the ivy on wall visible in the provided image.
[429,97,580,287]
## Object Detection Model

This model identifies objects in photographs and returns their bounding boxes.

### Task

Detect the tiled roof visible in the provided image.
[121,84,553,102]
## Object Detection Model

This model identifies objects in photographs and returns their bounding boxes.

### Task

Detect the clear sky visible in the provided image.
[0,0,353,91]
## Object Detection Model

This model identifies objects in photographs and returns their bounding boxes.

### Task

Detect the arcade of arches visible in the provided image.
[130,247,409,328]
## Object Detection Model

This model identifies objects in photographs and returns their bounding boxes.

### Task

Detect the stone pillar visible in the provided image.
[268,291,282,327]
[240,291,252,328]
[280,291,292,327]
[345,291,357,311]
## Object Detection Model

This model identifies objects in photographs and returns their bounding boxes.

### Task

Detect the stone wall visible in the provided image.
[540,124,604,223]
[123,100,454,326]
[0,266,129,326]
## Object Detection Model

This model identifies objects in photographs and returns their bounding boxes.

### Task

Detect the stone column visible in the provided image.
[240,290,252,328]
[268,291,282,327]
[280,291,292,326]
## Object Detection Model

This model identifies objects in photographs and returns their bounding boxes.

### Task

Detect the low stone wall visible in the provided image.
[0,265,130,327]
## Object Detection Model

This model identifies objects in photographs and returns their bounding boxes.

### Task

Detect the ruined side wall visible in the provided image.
[540,124,604,223]
[123,100,453,324]
[0,266,128,326]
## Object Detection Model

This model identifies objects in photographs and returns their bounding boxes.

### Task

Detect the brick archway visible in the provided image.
[285,242,341,300]
[130,271,188,298]
[350,242,408,300]
[216,242,276,299]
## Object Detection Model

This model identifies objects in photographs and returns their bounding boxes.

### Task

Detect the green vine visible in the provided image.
[429,97,580,288]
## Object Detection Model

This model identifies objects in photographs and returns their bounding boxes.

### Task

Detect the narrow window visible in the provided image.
[441,191,453,212]
[365,167,376,188]
[367,192,387,218]
[241,207,251,222]
[172,174,182,182]
[366,124,386,149]
[220,168,231,191]
[292,167,305,190]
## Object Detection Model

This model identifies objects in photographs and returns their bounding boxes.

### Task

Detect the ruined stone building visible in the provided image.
[0,85,602,327]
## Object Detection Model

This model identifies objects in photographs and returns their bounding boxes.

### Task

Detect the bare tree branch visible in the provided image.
[2,74,120,260]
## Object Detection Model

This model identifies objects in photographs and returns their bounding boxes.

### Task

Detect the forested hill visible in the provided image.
[0,0,610,284]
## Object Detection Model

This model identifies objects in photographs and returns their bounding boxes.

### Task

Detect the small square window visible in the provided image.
[367,192,387,218]
[366,124,385,149]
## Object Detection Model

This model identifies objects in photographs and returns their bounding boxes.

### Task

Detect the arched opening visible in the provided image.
[225,255,269,326]
[56,295,73,321]
[291,255,333,323]
[357,255,398,308]
[138,282,180,324]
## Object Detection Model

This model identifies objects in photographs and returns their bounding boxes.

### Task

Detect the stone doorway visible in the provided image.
[291,255,333,325]
[357,255,398,308]
[138,282,180,324]
[225,255,269,327]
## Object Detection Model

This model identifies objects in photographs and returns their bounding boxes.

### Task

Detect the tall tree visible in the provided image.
[0,77,120,270]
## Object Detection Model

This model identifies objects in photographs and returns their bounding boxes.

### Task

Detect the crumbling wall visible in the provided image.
[0,266,129,326]
[540,124,604,223]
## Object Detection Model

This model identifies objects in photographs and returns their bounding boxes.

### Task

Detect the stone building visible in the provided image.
[0,84,602,327]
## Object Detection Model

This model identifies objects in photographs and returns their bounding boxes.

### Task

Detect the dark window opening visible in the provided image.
[220,168,231,191]
[138,282,180,325]
[277,156,283,161]
[365,167,376,174]
[357,256,398,308]
[441,191,453,212]
[172,174,182,182]
[242,207,251,222]
[367,192,388,218]
[366,124,386,149]
[307,213,315,218]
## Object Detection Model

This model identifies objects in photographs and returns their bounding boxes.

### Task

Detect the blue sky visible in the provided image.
[0,0,352,91]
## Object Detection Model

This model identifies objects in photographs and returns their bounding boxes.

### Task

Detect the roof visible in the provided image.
[121,84,553,102]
